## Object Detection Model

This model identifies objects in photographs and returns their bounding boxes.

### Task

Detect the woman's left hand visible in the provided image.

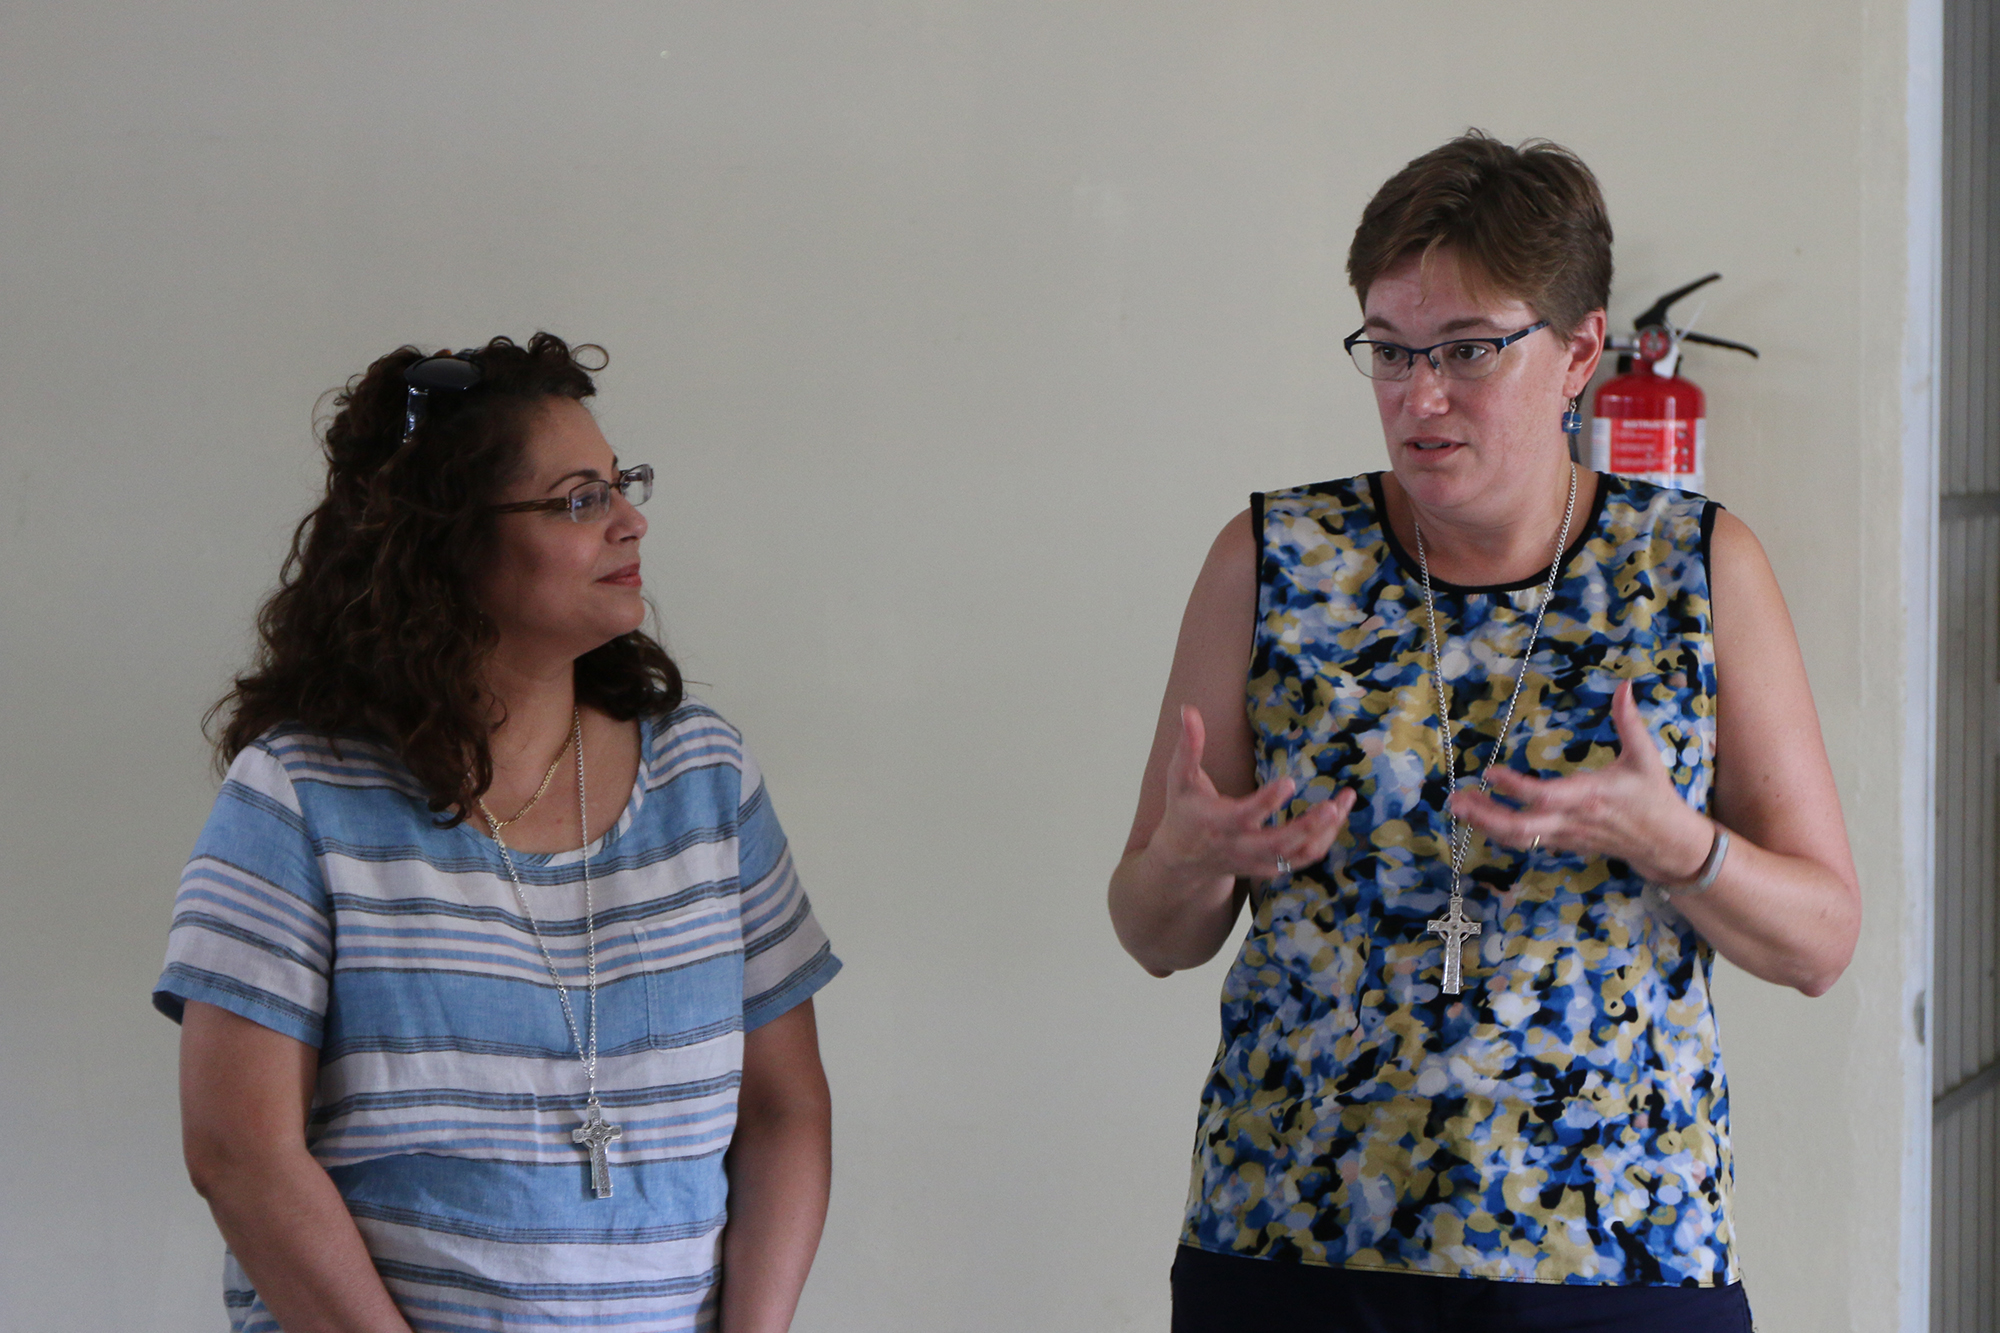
[1447,678,1714,885]
[1447,510,1858,997]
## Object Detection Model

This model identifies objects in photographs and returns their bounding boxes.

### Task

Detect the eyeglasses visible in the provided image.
[402,354,483,443]
[1343,320,1550,381]
[489,465,654,523]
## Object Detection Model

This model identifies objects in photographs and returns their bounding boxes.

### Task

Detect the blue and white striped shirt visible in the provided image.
[154,700,840,1333]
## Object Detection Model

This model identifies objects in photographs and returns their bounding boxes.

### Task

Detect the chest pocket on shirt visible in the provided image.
[629,906,745,1052]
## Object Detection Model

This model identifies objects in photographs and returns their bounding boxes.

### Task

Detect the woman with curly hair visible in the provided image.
[154,334,840,1333]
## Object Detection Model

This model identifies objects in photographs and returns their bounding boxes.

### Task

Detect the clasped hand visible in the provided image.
[1448,679,1713,885]
[1150,705,1355,889]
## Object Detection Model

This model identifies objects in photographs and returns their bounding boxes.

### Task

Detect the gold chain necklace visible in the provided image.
[477,724,574,830]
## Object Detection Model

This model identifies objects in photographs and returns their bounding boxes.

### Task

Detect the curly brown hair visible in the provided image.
[211,332,683,822]
[1347,130,1613,338]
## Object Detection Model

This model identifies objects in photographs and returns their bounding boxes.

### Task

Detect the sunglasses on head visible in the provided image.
[401,353,483,444]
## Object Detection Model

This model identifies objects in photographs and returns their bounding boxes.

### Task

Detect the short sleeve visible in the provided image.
[735,748,840,1031]
[153,740,333,1045]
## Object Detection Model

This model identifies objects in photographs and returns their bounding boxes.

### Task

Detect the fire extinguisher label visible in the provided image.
[1590,417,1706,491]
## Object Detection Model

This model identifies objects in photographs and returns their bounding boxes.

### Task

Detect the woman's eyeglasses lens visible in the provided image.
[618,465,653,508]
[566,466,654,522]
[1347,340,1502,382]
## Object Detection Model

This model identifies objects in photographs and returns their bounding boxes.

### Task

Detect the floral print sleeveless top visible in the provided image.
[1181,472,1737,1286]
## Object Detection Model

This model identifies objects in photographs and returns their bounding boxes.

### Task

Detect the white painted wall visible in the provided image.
[0,5,1927,1330]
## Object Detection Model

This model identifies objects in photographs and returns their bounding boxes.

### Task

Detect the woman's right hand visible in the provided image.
[1146,705,1353,888]
[1111,704,1354,976]
[1109,510,1357,976]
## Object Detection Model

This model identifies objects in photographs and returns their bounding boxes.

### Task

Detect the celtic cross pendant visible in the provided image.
[573,1101,624,1199]
[1426,895,1482,996]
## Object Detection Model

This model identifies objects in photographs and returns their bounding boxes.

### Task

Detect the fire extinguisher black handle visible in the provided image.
[1679,331,1760,359]
[1632,272,1724,331]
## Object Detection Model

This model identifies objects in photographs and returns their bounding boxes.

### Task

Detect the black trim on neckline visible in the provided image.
[1366,469,1613,596]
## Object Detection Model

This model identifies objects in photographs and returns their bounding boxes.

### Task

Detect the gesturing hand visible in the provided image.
[1447,679,1713,885]
[1149,705,1354,888]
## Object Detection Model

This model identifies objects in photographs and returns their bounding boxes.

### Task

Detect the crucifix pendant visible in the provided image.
[573,1101,623,1199]
[1426,894,1482,996]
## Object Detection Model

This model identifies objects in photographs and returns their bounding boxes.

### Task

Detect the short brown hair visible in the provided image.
[1346,131,1613,337]
[209,332,684,822]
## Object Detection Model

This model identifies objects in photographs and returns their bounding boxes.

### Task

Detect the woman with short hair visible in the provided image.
[157,333,839,1333]
[1109,134,1858,1332]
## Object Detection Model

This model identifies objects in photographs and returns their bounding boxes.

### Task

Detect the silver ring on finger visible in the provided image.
[1275,855,1292,878]
[1528,835,1542,853]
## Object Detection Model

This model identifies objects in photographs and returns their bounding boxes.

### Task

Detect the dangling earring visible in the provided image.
[1561,395,1584,437]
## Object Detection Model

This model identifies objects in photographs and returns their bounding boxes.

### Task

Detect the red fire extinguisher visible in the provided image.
[1590,273,1758,493]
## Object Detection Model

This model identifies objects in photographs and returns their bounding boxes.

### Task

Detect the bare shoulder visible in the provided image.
[1204,505,1257,581]
[1706,505,1774,583]
[1179,506,1259,667]
[1704,506,1798,668]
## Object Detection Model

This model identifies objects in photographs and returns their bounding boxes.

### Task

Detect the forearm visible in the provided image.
[1596,794,1859,995]
[1607,787,1859,995]
[718,1099,831,1333]
[1108,844,1245,977]
[192,1146,412,1333]
[1667,828,1859,996]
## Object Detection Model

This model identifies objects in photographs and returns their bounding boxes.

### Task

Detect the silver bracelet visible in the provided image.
[1660,825,1730,899]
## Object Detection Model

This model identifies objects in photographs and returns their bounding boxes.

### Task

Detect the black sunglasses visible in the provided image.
[401,354,483,443]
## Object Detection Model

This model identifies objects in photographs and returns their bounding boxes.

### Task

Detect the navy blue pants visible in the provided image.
[1171,1246,1755,1333]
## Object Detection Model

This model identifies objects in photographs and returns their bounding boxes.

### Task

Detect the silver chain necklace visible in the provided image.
[1413,463,1578,996]
[479,708,623,1198]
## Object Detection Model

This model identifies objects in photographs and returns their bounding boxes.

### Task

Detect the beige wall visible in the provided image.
[0,4,1930,1330]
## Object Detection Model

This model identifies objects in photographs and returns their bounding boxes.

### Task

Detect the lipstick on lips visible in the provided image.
[597,563,642,588]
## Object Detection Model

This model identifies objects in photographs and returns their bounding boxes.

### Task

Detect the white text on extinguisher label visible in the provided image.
[1590,417,1706,492]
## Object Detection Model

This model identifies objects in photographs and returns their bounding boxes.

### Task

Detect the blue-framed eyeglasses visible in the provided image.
[1343,320,1550,381]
